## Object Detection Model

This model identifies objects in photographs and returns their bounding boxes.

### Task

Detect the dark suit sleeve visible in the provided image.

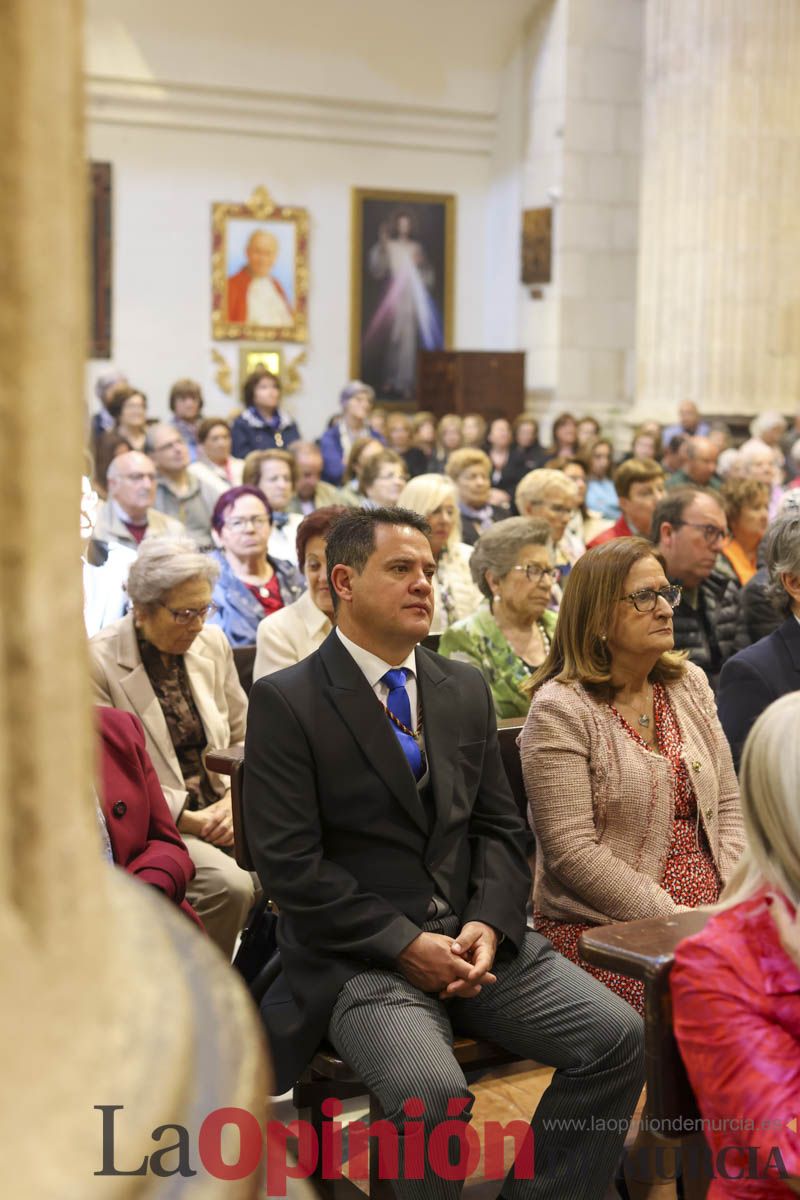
[717,655,775,773]
[461,675,531,949]
[244,679,422,962]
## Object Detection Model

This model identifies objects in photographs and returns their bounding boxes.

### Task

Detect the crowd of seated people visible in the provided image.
[84,373,800,713]
[81,372,800,1198]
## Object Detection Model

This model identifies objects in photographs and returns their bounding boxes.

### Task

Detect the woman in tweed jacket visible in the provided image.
[520,537,744,1013]
[522,537,744,1198]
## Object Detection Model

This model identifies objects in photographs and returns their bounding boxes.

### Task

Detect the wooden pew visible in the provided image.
[580,911,713,1199]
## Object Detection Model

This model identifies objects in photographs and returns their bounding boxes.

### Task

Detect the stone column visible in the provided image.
[0,3,267,1191]
[516,0,644,439]
[636,0,800,421]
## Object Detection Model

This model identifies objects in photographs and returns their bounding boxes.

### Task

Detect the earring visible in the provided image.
[599,634,607,642]
[493,594,501,603]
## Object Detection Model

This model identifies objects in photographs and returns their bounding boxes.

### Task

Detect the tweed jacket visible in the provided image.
[89,613,248,821]
[520,662,744,925]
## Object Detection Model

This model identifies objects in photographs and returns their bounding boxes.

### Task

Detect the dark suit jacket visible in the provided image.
[717,615,800,770]
[244,631,531,1093]
[97,707,203,929]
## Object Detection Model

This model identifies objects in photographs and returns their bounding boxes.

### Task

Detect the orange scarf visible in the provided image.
[723,538,757,585]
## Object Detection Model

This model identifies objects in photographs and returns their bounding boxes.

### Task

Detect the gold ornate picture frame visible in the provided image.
[350,187,455,403]
[212,186,309,343]
[239,346,282,383]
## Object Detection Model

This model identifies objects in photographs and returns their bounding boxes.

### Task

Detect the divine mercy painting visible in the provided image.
[350,189,455,403]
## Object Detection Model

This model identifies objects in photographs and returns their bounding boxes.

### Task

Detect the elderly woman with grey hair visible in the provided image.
[439,517,558,718]
[718,510,800,771]
[89,535,256,958]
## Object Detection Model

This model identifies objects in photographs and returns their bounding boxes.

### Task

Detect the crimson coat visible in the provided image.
[96,706,203,930]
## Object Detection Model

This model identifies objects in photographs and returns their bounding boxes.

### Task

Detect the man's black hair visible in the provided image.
[326,506,432,613]
[650,485,716,542]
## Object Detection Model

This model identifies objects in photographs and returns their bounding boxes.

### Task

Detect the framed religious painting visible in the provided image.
[89,162,112,359]
[239,347,282,383]
[350,188,455,403]
[212,186,309,343]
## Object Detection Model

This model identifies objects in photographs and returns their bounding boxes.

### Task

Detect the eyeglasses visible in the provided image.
[224,516,270,531]
[512,564,561,584]
[620,585,682,613]
[536,502,575,518]
[119,472,156,484]
[672,520,730,548]
[158,602,218,625]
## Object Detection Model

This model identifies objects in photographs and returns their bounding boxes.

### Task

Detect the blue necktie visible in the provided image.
[381,668,424,781]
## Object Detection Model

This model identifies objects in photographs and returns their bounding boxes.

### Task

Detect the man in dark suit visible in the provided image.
[245,507,643,1199]
[718,511,800,770]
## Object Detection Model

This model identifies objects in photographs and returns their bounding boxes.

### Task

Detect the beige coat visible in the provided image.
[253,587,331,680]
[520,662,744,924]
[92,500,183,550]
[89,613,247,820]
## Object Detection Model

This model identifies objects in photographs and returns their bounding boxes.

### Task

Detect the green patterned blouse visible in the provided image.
[438,603,558,719]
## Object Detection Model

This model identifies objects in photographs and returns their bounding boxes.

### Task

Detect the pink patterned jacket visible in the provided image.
[520,662,744,924]
[671,891,800,1197]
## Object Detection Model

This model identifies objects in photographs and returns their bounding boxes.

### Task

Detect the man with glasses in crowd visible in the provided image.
[652,487,741,687]
[93,450,182,550]
[151,423,220,550]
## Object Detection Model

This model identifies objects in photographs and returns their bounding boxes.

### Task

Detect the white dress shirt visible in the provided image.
[335,628,428,768]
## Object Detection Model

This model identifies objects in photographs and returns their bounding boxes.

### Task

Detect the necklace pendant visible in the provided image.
[638,714,650,728]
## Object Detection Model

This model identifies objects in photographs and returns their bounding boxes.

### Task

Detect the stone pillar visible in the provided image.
[636,0,800,421]
[0,3,267,1190]
[517,0,644,439]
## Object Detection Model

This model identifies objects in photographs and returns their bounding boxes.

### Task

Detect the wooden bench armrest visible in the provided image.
[579,910,711,982]
[206,745,245,776]
[580,911,711,1131]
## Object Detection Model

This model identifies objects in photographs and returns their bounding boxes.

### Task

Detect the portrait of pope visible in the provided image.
[226,221,296,329]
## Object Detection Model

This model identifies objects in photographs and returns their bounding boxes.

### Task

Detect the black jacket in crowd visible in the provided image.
[669,569,740,688]
[732,566,783,651]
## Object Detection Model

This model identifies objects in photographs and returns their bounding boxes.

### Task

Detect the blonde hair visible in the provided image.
[242,448,297,488]
[719,693,800,909]
[397,474,462,549]
[515,468,578,515]
[445,447,491,481]
[436,413,463,446]
[411,411,436,435]
[525,537,686,701]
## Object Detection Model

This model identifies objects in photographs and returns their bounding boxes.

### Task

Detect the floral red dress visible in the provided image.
[535,683,722,1013]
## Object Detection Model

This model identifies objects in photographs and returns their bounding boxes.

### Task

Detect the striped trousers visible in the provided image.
[328,917,643,1200]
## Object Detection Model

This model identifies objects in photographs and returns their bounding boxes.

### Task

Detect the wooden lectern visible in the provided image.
[416,350,525,420]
